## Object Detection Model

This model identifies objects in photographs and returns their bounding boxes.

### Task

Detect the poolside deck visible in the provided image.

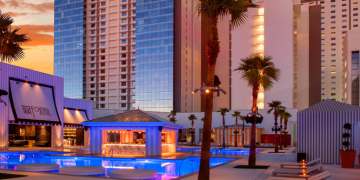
[1,147,359,180]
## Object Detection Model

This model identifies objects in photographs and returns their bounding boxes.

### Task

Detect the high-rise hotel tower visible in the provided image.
[54,0,136,110]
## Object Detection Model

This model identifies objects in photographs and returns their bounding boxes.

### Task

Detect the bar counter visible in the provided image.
[102,144,170,155]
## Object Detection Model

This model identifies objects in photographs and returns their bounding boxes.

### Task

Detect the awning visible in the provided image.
[64,108,89,127]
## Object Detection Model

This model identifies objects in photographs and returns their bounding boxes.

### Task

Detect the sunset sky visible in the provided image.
[1,0,55,75]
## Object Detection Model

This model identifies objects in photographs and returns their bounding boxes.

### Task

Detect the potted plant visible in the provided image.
[340,123,356,168]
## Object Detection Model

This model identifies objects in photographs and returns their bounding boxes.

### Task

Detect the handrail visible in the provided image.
[21,156,40,164]
[108,148,113,157]
[178,158,187,176]
[0,155,9,164]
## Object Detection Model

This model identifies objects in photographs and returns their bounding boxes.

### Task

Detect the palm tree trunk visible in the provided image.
[235,116,238,147]
[222,116,225,149]
[198,65,215,180]
[279,118,283,150]
[284,120,287,147]
[242,120,245,146]
[191,121,194,146]
[274,108,278,153]
[249,85,258,167]
[198,15,220,180]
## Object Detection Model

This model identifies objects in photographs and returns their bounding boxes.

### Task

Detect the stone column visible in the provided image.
[145,126,162,156]
[52,125,63,148]
[90,126,102,154]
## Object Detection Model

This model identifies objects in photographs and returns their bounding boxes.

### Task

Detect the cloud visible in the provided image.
[7,12,40,17]
[15,25,54,46]
[5,0,54,13]
[0,0,5,7]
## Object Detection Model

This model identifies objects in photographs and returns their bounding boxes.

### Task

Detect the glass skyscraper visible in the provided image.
[54,0,85,99]
[134,0,174,112]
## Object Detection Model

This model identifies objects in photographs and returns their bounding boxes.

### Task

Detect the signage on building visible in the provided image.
[9,79,60,123]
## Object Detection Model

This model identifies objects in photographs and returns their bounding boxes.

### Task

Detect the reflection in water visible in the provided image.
[0,151,233,180]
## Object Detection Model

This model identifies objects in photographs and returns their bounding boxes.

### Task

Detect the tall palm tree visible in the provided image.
[277,108,286,150]
[267,100,285,153]
[232,111,241,147]
[218,107,229,148]
[0,11,30,63]
[167,110,177,123]
[235,54,280,167]
[188,114,198,146]
[196,1,256,178]
[283,111,292,148]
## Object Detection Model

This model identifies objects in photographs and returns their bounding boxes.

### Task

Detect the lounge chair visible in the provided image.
[272,164,323,177]
[280,158,321,169]
[267,171,331,180]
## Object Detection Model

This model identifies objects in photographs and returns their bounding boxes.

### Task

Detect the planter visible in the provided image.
[340,150,356,168]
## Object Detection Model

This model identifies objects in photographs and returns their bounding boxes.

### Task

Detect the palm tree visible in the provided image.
[0,11,30,63]
[188,114,198,146]
[196,1,256,177]
[235,54,280,167]
[277,108,286,150]
[167,110,177,123]
[283,111,292,148]
[218,107,229,148]
[267,100,285,153]
[232,111,241,147]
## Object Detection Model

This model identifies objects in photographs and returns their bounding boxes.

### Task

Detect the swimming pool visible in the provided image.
[177,148,259,155]
[0,151,234,179]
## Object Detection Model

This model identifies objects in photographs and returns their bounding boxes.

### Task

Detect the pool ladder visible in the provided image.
[0,155,9,164]
[102,148,113,157]
[108,148,113,157]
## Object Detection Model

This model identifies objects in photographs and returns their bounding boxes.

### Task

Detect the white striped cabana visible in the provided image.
[297,99,360,164]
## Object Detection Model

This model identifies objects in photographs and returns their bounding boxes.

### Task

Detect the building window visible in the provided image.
[101,36,105,40]
[91,24,95,28]
[121,68,126,72]
[90,84,95,88]
[100,104,105,108]
[331,93,336,96]
[101,2,106,6]
[122,40,127,44]
[100,69,106,73]
[121,96,126,100]
[101,16,106,20]
[121,75,126,79]
[90,57,95,61]
[331,16,336,19]
[101,63,105,67]
[121,89,126,93]
[342,25,347,28]
[331,65,336,68]
[122,6,127,9]
[121,61,126,65]
[90,64,95,68]
[354,19,359,22]
[122,26,126,30]
[101,22,106,26]
[90,91,95,95]
[101,29,106,33]
[354,8,359,11]
[342,9,347,12]
[91,11,95,15]
[101,42,105,46]
[331,10,336,13]
[121,103,126,108]
[101,56,106,60]
[331,82,336,85]
[122,19,127,23]
[121,82,126,86]
[100,76,105,80]
[331,60,336,62]
[352,51,360,105]
[121,47,127,51]
[100,83,106,87]
[354,24,359,27]
[101,49,106,53]
[342,4,347,6]
[121,54,126,58]
[100,90,105,94]
[100,97,105,101]
[331,76,336,79]
[343,20,347,23]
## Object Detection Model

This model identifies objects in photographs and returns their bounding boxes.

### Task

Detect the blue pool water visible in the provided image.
[177,148,259,155]
[0,151,234,179]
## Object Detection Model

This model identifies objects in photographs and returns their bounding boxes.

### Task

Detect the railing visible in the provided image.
[108,148,113,157]
[21,156,40,164]
[0,155,9,164]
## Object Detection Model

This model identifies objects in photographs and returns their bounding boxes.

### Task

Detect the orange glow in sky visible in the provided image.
[1,0,54,75]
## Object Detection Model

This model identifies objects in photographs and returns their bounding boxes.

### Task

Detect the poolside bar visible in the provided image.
[82,110,182,156]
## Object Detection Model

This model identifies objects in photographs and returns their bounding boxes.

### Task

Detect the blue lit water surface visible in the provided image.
[0,151,233,180]
[177,148,259,155]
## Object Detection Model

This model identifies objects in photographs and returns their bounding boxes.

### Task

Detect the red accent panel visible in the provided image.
[261,134,291,146]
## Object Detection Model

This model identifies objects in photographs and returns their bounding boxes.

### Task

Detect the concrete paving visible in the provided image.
[180,147,360,180]
[1,147,360,180]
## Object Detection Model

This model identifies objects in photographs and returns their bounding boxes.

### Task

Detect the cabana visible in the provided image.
[297,99,360,164]
[82,109,183,156]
